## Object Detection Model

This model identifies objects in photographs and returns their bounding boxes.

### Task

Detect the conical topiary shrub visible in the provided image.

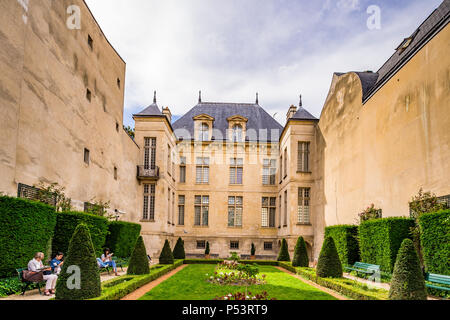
[316,237,343,278]
[127,236,150,275]
[159,239,174,265]
[389,239,427,300]
[173,237,185,260]
[292,236,309,267]
[55,224,101,300]
[277,238,290,262]
[205,241,210,255]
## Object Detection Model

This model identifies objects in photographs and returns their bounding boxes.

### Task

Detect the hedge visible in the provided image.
[183,259,224,265]
[105,221,141,258]
[316,237,343,278]
[159,240,174,265]
[419,210,450,275]
[93,260,184,300]
[127,236,150,275]
[52,211,109,257]
[0,196,56,278]
[277,238,290,261]
[359,217,414,273]
[325,225,359,266]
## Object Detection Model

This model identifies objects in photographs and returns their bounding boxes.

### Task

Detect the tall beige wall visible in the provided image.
[0,0,140,219]
[317,25,450,246]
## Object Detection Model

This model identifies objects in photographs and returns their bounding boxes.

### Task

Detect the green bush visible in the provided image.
[127,236,150,275]
[52,211,109,257]
[292,237,309,267]
[205,241,210,255]
[183,259,224,265]
[325,225,360,266]
[105,221,141,258]
[173,237,186,260]
[277,239,290,262]
[359,217,414,273]
[419,210,450,275]
[55,224,101,300]
[317,237,343,278]
[0,196,56,278]
[251,243,256,256]
[159,240,174,265]
[389,239,427,300]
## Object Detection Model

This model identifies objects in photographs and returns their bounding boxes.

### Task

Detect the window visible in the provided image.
[284,190,288,227]
[84,148,90,165]
[167,145,171,176]
[262,197,276,228]
[178,195,185,225]
[87,35,93,50]
[284,148,288,178]
[228,196,243,227]
[298,188,311,224]
[114,167,118,180]
[232,124,243,142]
[199,123,209,141]
[144,138,156,170]
[86,88,92,102]
[264,242,273,251]
[194,196,209,226]
[197,240,206,249]
[168,188,171,224]
[229,158,243,184]
[116,122,119,132]
[279,195,282,227]
[179,157,186,183]
[279,155,283,183]
[196,157,210,184]
[172,192,175,225]
[262,159,276,185]
[143,184,155,221]
[230,241,240,250]
[298,142,310,172]
[117,78,121,89]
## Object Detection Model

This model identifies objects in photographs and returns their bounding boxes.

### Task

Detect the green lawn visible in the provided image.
[139,264,337,300]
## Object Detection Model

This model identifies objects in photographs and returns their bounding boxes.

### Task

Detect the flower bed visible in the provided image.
[207,262,267,286]
[214,291,276,300]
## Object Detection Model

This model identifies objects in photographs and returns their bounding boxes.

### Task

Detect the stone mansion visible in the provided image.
[1,0,449,261]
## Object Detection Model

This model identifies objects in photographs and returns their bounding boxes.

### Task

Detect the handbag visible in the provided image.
[22,270,44,283]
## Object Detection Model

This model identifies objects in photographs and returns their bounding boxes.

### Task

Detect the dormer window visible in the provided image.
[199,123,209,141]
[232,124,243,142]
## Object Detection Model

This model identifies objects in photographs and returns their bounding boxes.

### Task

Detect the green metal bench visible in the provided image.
[425,273,450,292]
[99,257,125,274]
[16,268,45,296]
[345,262,381,277]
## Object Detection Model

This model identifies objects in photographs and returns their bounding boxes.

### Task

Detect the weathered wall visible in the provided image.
[317,24,450,239]
[0,0,140,219]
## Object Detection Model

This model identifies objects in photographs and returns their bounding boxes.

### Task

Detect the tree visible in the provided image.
[173,237,186,260]
[55,224,101,300]
[292,237,309,267]
[316,237,343,278]
[389,239,427,300]
[127,236,150,275]
[277,239,290,262]
[205,241,210,255]
[251,243,256,256]
[159,239,174,265]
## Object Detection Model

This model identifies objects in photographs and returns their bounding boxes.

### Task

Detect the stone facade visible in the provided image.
[0,0,448,262]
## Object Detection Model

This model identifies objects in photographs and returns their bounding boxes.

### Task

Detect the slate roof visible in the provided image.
[336,0,449,102]
[134,102,162,117]
[291,106,319,121]
[172,102,284,142]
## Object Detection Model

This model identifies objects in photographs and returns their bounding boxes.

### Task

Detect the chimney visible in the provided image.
[162,107,172,123]
[286,105,297,122]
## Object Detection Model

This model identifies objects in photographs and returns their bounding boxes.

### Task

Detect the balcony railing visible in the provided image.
[137,165,160,181]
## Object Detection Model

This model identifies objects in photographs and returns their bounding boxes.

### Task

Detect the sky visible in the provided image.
[84,0,443,127]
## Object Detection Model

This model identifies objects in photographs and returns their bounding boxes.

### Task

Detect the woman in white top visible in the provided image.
[28,252,58,296]
[100,248,118,276]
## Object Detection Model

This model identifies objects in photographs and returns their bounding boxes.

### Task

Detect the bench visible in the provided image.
[98,257,125,274]
[345,262,381,278]
[425,273,450,292]
[16,268,45,296]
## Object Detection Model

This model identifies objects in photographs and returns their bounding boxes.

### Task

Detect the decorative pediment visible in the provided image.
[227,115,248,123]
[193,114,215,121]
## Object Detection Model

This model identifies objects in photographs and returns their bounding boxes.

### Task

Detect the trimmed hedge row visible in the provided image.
[105,221,141,258]
[239,260,279,266]
[359,217,414,273]
[0,196,56,278]
[325,225,360,266]
[52,211,109,257]
[183,259,224,265]
[419,210,450,275]
[93,260,184,300]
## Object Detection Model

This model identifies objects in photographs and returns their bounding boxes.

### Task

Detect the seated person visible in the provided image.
[98,248,118,276]
[28,252,58,296]
[50,252,64,275]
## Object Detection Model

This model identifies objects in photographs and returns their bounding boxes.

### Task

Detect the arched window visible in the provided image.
[232,124,243,142]
[199,123,209,141]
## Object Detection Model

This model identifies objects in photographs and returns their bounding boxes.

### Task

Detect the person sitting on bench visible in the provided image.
[50,252,64,275]
[28,252,58,296]
[98,248,118,276]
